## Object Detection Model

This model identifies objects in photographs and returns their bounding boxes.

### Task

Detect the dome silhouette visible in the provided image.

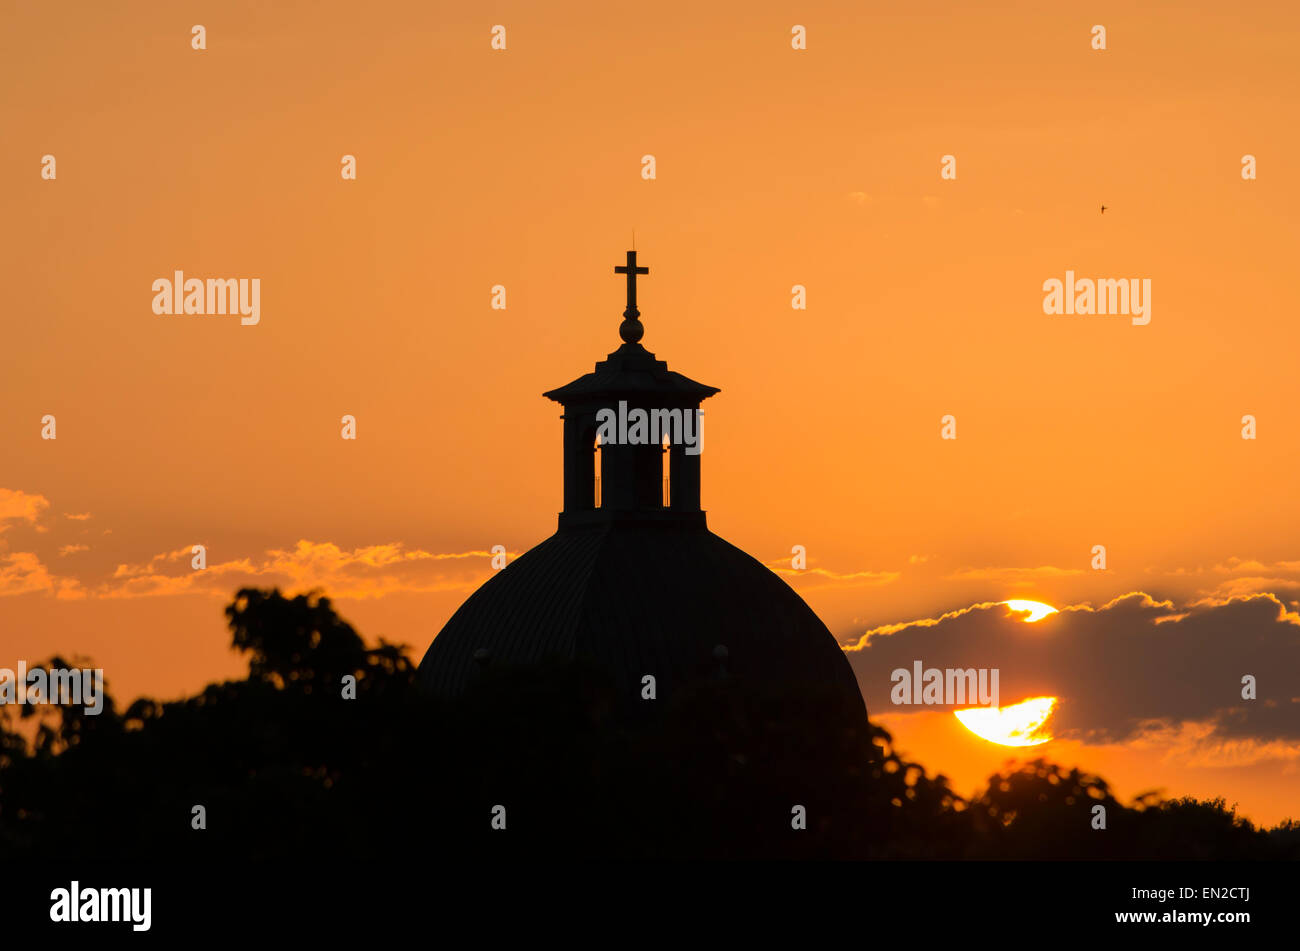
[418,519,863,704]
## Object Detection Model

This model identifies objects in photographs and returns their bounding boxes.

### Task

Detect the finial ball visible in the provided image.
[619,317,644,344]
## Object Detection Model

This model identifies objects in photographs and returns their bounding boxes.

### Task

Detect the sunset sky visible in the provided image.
[3,1,1298,824]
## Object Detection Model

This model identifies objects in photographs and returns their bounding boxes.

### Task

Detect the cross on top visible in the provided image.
[615,250,648,319]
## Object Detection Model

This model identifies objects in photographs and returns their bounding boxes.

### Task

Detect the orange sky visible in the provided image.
[2,0,1298,825]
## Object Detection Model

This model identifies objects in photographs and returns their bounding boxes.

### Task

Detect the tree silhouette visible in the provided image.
[0,587,1294,861]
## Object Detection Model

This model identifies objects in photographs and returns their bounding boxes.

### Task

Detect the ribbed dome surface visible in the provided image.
[417,521,864,710]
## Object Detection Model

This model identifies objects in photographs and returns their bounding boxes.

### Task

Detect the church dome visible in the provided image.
[417,250,864,714]
[418,519,864,705]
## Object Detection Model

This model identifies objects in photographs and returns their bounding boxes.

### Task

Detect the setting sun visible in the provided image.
[1003,600,1060,623]
[955,696,1058,747]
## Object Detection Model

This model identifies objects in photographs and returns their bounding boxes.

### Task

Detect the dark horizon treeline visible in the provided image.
[1,588,1296,861]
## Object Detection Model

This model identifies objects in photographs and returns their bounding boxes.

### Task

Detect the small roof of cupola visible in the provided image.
[543,251,719,405]
[542,345,720,404]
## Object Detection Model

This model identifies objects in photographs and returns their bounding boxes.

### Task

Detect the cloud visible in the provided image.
[111,546,202,579]
[97,540,514,600]
[843,592,1300,754]
[946,564,1084,582]
[0,489,50,530]
[1129,718,1300,769]
[1200,575,1300,600]
[1147,556,1300,603]
[0,552,54,596]
[1185,557,1300,602]
[63,512,93,521]
[1211,557,1300,574]
[0,537,517,602]
[765,556,900,589]
[56,578,87,601]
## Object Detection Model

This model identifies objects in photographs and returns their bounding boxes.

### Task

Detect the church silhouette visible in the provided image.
[418,252,864,714]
